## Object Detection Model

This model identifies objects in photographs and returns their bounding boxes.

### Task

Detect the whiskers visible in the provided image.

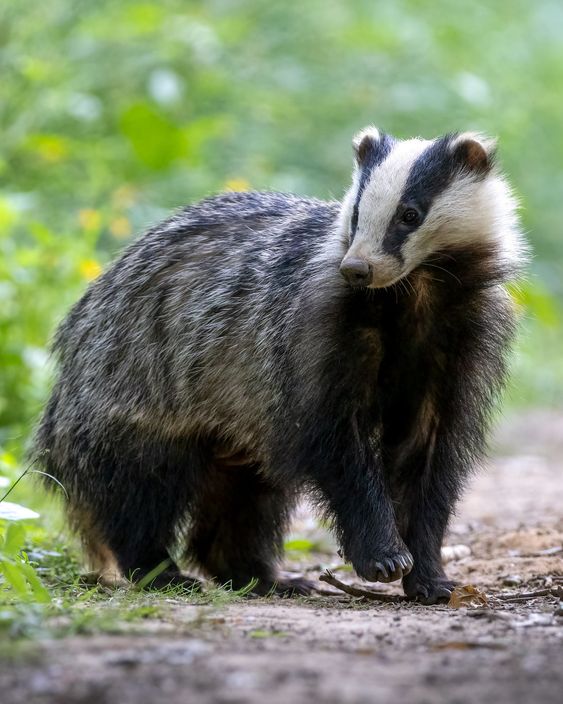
[398,277,416,298]
[421,258,462,286]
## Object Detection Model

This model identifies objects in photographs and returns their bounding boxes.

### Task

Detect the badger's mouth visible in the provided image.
[368,273,407,289]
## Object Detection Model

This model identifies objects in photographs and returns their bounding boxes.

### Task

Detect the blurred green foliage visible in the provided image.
[1,0,562,460]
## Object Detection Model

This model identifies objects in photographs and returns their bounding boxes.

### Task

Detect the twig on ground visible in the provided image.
[319,571,408,603]
[494,587,563,603]
[313,588,356,599]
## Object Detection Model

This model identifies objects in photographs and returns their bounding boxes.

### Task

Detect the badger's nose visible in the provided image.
[340,257,372,287]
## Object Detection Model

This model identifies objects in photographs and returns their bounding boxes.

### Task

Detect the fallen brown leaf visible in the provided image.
[448,584,489,609]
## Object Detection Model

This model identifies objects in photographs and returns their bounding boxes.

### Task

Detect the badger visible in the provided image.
[33,127,527,603]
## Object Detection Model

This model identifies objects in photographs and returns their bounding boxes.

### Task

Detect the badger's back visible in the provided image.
[35,192,343,466]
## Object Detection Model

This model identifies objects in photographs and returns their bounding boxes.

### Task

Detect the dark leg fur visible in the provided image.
[380,284,515,603]
[52,435,206,590]
[380,384,458,604]
[313,430,413,584]
[277,414,413,585]
[105,444,205,589]
[277,305,414,586]
[187,459,311,596]
[386,434,459,604]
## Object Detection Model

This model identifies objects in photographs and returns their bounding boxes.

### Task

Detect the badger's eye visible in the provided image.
[401,208,420,226]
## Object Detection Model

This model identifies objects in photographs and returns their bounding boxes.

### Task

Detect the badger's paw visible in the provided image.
[355,548,414,584]
[402,572,457,605]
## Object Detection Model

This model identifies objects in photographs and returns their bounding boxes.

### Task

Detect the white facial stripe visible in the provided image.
[349,139,431,260]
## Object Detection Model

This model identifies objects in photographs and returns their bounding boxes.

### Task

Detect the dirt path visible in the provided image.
[1,410,562,704]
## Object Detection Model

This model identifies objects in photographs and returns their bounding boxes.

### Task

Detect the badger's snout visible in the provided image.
[340,257,372,287]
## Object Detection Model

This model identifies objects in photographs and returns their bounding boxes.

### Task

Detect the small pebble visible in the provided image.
[502,575,522,587]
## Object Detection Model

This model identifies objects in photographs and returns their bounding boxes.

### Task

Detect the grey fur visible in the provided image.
[46,192,345,462]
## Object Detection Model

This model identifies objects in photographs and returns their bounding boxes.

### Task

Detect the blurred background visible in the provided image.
[1,0,562,492]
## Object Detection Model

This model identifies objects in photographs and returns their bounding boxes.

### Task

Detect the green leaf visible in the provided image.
[508,281,560,327]
[135,558,171,589]
[119,103,187,170]
[18,562,51,603]
[0,560,29,596]
[284,539,315,553]
[3,523,26,556]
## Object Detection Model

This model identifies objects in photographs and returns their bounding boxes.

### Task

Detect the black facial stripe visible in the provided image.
[401,133,461,207]
[351,204,359,234]
[382,134,461,257]
[350,133,394,242]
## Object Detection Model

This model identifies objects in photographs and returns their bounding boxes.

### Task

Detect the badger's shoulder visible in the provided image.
[185,190,331,217]
[170,191,340,234]
[118,191,340,259]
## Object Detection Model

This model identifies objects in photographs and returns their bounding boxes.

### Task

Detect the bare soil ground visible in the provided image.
[2,410,562,704]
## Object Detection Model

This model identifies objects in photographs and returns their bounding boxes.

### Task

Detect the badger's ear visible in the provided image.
[352,126,382,165]
[451,132,497,175]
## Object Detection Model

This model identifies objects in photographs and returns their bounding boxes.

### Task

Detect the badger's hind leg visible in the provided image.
[187,449,313,596]
[69,438,204,591]
[82,531,128,589]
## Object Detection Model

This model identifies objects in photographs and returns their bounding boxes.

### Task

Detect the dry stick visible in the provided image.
[494,587,562,603]
[319,571,408,603]
[314,588,355,598]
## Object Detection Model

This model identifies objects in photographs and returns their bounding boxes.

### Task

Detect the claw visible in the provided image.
[375,561,389,580]
[403,574,457,604]
[356,548,414,584]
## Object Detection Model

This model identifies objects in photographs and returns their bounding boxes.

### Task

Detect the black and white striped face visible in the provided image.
[339,127,520,288]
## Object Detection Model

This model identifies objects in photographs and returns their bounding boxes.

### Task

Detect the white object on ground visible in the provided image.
[441,544,472,563]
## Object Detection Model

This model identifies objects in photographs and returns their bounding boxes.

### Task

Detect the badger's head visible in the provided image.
[338,127,524,288]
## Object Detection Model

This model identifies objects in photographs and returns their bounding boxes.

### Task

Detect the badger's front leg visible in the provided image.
[381,381,468,603]
[295,423,414,584]
[382,288,515,604]
[387,429,460,604]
